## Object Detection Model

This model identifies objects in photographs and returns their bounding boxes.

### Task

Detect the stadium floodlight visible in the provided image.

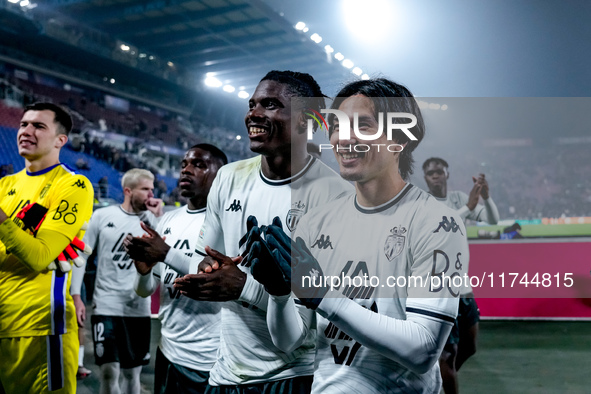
[149,55,155,60]
[8,0,19,3]
[310,33,322,44]
[204,76,222,88]
[109,78,115,84]
[343,0,391,42]
[235,135,242,140]
[352,67,362,76]
[139,53,146,58]
[238,91,249,99]
[295,22,306,30]
[342,59,354,69]
[120,44,130,51]
[167,61,174,67]
[334,52,345,61]
[223,85,236,93]
[19,0,29,6]
[361,74,370,80]
[302,27,309,33]
[441,104,448,111]
[324,45,334,53]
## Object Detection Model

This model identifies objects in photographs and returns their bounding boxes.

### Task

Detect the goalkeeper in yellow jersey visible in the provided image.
[0,102,94,393]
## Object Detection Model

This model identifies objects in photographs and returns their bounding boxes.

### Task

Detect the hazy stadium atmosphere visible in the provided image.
[1,0,590,393]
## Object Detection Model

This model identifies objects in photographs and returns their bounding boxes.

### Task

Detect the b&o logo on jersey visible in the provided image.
[286,200,306,232]
[384,226,406,261]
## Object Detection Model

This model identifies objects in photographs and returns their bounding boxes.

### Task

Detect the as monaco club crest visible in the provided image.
[384,226,406,261]
[286,200,306,232]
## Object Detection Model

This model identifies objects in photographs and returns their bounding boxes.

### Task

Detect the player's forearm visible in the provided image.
[482,197,500,224]
[134,271,158,297]
[237,274,269,311]
[70,262,86,295]
[0,219,70,272]
[317,297,453,374]
[267,294,308,353]
[164,248,194,275]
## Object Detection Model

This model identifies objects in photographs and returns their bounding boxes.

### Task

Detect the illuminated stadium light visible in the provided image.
[295,22,306,30]
[324,45,334,53]
[302,27,309,33]
[109,78,115,84]
[343,0,391,42]
[310,33,322,44]
[149,55,155,60]
[352,67,362,76]
[120,44,130,51]
[167,61,174,67]
[19,0,29,6]
[334,52,345,61]
[236,135,242,140]
[342,59,354,69]
[361,74,370,80]
[441,104,448,111]
[139,53,146,58]
[223,85,236,93]
[204,76,222,88]
[238,91,250,99]
[8,0,19,3]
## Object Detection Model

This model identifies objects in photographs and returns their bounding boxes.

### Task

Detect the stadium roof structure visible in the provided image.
[0,0,354,99]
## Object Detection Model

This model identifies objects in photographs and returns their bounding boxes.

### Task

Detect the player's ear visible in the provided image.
[55,134,68,149]
[296,111,308,134]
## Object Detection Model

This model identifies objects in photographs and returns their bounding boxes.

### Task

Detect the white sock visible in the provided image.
[78,345,85,366]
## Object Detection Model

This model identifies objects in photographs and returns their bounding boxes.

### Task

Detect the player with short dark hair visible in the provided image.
[71,168,163,394]
[422,157,499,394]
[128,143,226,394]
[0,103,94,393]
[245,78,469,393]
[164,70,353,393]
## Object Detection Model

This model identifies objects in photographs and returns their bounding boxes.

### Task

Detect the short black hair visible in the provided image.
[261,70,326,131]
[190,143,228,166]
[331,78,425,180]
[24,102,73,136]
[422,157,449,172]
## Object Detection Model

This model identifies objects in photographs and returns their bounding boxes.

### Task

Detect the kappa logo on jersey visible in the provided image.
[384,226,406,261]
[106,222,115,228]
[286,200,306,232]
[7,189,15,196]
[433,216,463,235]
[163,228,171,235]
[312,234,333,250]
[72,180,86,189]
[225,199,242,212]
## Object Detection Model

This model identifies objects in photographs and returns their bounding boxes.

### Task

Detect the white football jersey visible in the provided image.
[196,155,353,385]
[295,184,469,394]
[436,190,488,222]
[83,205,155,317]
[151,206,221,371]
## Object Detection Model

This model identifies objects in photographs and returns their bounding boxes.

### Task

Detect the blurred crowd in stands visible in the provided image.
[1,66,590,219]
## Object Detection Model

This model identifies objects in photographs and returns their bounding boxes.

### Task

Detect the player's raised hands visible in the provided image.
[123,221,170,265]
[174,246,244,301]
[476,173,490,199]
[467,177,483,211]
